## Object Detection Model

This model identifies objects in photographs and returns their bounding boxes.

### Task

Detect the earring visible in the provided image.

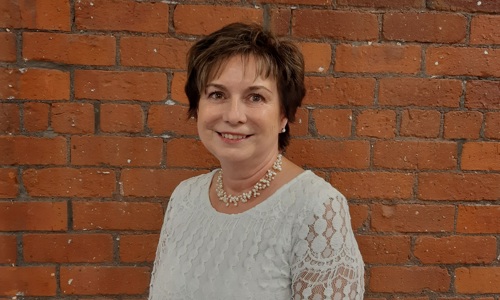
[281,127,286,133]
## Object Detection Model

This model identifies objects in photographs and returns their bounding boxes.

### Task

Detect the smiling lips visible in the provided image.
[218,132,250,140]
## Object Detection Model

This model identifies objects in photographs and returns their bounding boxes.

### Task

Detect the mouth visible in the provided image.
[217,132,251,140]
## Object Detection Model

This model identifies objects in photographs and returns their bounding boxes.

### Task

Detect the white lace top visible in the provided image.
[149,170,364,300]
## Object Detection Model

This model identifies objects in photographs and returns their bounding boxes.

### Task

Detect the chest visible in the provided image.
[153,203,295,299]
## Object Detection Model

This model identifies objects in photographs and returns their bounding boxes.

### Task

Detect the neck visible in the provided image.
[219,151,280,194]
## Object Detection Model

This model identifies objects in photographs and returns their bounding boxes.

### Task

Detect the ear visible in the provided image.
[280,116,288,131]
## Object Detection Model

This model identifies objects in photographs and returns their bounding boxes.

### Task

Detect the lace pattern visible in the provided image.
[149,170,364,300]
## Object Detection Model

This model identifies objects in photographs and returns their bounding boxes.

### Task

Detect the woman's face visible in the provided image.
[197,55,287,165]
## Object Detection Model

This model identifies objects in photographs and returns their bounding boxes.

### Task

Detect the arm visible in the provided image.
[291,194,364,299]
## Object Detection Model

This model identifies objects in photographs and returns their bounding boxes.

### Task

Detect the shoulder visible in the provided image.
[174,170,214,191]
[169,170,216,204]
[292,171,347,212]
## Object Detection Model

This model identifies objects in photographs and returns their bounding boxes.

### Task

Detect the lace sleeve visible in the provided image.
[291,194,364,300]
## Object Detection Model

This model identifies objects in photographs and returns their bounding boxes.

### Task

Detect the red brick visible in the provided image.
[349,204,368,230]
[0,168,18,198]
[51,102,94,134]
[100,104,143,133]
[71,136,162,167]
[471,15,500,45]
[370,266,451,293]
[373,141,457,170]
[400,109,441,138]
[257,0,330,4]
[23,32,115,66]
[379,78,461,107]
[457,205,500,233]
[312,109,352,137]
[371,204,454,233]
[0,32,16,62]
[60,266,150,295]
[293,10,378,40]
[444,111,482,139]
[174,5,262,35]
[465,80,500,109]
[456,267,500,293]
[120,37,191,69]
[357,235,411,264]
[415,236,497,264]
[428,0,500,13]
[0,235,16,263]
[356,109,396,138]
[75,70,167,102]
[335,44,421,74]
[0,0,70,30]
[147,105,197,136]
[24,102,49,132]
[436,298,475,300]
[0,103,20,133]
[383,13,466,43]
[119,234,159,262]
[72,201,163,231]
[0,68,69,100]
[0,136,66,165]
[485,112,500,139]
[427,47,500,77]
[270,8,291,36]
[462,142,500,171]
[435,298,480,300]
[337,0,423,8]
[0,201,66,231]
[120,169,204,198]
[304,77,375,106]
[171,72,188,105]
[298,42,331,73]
[23,234,113,263]
[75,0,168,33]
[0,266,57,296]
[330,172,414,199]
[23,168,115,197]
[290,108,309,137]
[166,139,219,168]
[418,173,500,201]
[286,140,369,169]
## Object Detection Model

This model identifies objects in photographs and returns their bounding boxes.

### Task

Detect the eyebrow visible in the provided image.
[205,83,273,94]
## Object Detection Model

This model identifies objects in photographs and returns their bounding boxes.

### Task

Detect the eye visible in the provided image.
[207,91,224,100]
[249,93,265,102]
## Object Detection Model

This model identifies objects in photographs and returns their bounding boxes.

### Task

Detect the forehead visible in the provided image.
[206,54,276,86]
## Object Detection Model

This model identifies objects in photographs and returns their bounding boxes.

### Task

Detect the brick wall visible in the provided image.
[0,0,499,298]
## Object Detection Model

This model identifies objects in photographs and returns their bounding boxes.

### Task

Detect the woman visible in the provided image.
[149,23,364,299]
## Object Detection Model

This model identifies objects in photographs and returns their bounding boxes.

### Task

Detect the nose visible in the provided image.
[222,98,247,124]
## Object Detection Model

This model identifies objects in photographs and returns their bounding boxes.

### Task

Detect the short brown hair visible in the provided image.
[185,22,305,150]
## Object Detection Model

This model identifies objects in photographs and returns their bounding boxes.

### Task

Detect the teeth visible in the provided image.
[221,133,246,140]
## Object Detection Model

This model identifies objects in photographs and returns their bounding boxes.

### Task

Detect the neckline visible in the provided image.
[202,169,312,217]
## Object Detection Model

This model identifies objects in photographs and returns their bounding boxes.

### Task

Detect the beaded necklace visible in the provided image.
[216,154,283,206]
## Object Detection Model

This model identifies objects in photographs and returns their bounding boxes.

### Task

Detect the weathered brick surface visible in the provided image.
[336,44,421,74]
[383,13,466,43]
[3,1,498,298]
[0,32,16,62]
[23,234,114,263]
[379,78,461,107]
[414,236,497,264]
[75,0,169,33]
[72,202,163,231]
[23,32,115,66]
[293,10,378,40]
[370,266,451,293]
[0,0,71,30]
